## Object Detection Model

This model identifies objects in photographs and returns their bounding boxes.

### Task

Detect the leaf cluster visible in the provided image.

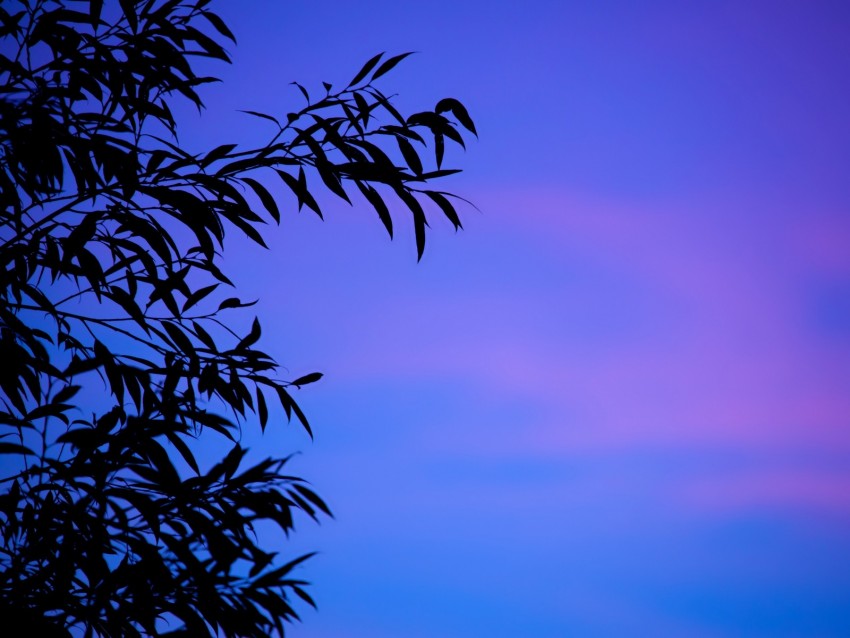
[0,1,474,636]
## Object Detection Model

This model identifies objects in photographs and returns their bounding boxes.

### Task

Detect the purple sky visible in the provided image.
[179,1,850,635]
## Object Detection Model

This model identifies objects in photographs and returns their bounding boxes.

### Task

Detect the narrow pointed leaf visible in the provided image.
[349,52,384,87]
[371,52,414,81]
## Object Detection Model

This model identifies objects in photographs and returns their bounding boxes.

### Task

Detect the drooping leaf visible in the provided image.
[425,190,463,230]
[435,97,477,136]
[397,136,423,176]
[356,181,393,238]
[201,10,236,42]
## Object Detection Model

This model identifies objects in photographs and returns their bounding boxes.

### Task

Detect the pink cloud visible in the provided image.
[681,469,850,518]
[328,186,850,458]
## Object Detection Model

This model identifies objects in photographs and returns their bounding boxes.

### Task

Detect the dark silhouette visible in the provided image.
[0,1,475,635]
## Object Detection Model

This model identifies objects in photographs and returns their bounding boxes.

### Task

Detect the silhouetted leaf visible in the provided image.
[292,483,333,518]
[162,321,195,354]
[349,52,383,87]
[256,388,268,430]
[202,143,237,166]
[118,0,137,31]
[53,385,81,404]
[182,283,218,312]
[425,190,463,229]
[219,297,258,311]
[435,97,477,135]
[166,430,200,475]
[201,10,235,42]
[237,318,261,350]
[0,442,34,455]
[371,52,414,80]
[291,372,323,387]
[192,321,217,351]
[238,109,281,126]
[291,81,310,102]
[277,168,323,217]
[89,0,104,25]
[251,552,316,589]
[395,188,428,260]
[356,182,393,238]
[397,136,423,176]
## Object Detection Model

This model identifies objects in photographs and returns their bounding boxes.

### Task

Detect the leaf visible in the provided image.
[89,0,104,25]
[435,97,477,136]
[348,52,383,87]
[291,372,323,387]
[202,143,238,166]
[109,286,147,329]
[182,283,218,312]
[291,397,313,437]
[166,431,200,475]
[418,168,462,180]
[238,110,280,127]
[277,388,313,438]
[202,10,236,41]
[395,188,428,260]
[353,92,371,126]
[185,24,230,62]
[425,191,463,230]
[256,388,268,430]
[0,442,35,455]
[292,483,333,517]
[442,123,466,148]
[221,443,245,480]
[26,403,68,422]
[218,297,258,311]
[356,182,393,238]
[315,161,351,204]
[119,0,137,31]
[371,52,414,81]
[94,340,125,402]
[292,586,317,609]
[53,384,81,404]
[251,553,316,589]
[192,321,217,351]
[277,168,322,217]
[368,88,406,125]
[397,136,422,176]
[229,213,269,248]
[291,81,310,102]
[162,321,195,354]
[242,177,280,222]
[236,318,262,350]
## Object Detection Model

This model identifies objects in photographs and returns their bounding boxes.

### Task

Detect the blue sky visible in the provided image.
[172,2,850,635]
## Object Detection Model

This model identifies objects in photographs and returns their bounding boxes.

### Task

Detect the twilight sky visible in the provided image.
[181,2,850,636]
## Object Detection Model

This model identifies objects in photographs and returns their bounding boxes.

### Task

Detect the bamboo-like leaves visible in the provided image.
[0,3,475,636]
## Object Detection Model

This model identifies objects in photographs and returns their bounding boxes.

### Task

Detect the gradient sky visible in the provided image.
[176,2,850,636]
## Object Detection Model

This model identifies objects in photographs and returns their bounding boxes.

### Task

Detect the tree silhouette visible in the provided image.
[0,1,475,635]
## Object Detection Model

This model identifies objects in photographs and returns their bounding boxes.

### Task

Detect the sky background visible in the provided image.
[179,2,850,636]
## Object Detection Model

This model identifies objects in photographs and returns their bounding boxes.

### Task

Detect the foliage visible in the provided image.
[0,0,475,635]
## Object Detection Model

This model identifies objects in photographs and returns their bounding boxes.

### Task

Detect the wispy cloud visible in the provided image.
[309,186,850,518]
